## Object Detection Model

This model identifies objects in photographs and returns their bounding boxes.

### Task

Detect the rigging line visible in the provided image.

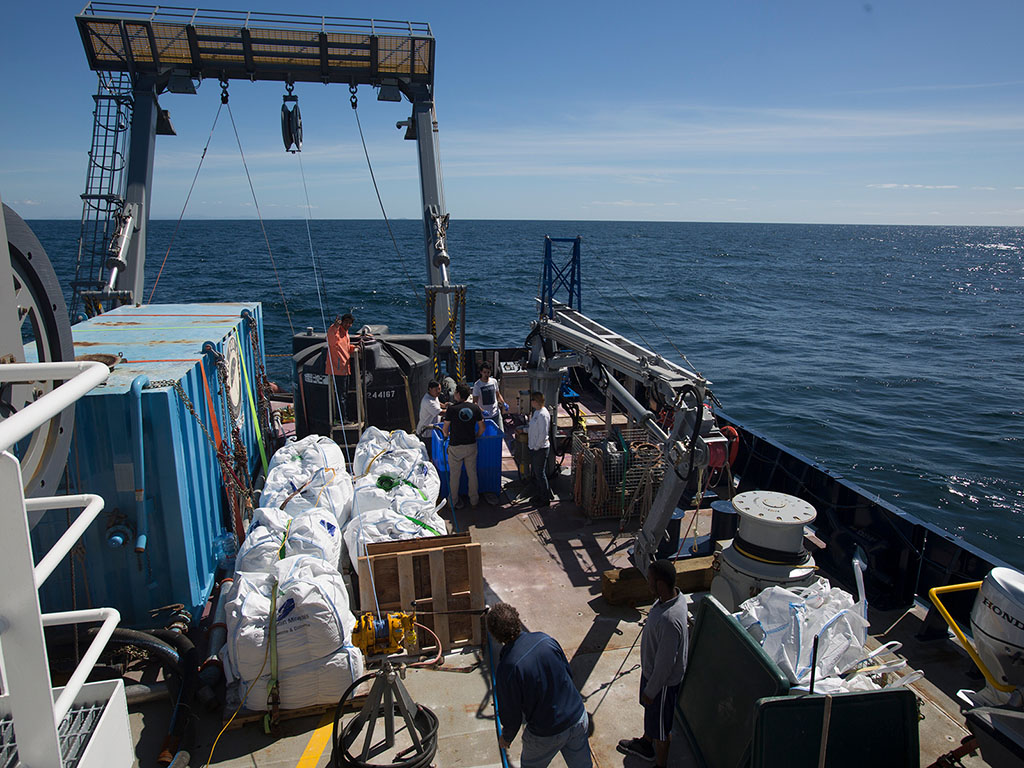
[588,250,703,376]
[351,104,424,308]
[295,151,351,462]
[225,102,295,335]
[148,101,223,304]
[587,273,661,357]
[297,153,328,332]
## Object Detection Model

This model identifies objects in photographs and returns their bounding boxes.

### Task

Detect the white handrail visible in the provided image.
[0,358,117,765]
[42,608,121,725]
[29,494,105,588]
[0,361,108,452]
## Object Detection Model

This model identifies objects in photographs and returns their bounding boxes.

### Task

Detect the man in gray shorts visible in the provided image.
[617,559,689,767]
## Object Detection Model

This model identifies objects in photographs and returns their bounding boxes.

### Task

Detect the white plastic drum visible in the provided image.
[732,490,816,555]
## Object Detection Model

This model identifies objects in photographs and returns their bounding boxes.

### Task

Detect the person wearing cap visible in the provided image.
[487,602,592,768]
[472,362,507,431]
[617,559,689,767]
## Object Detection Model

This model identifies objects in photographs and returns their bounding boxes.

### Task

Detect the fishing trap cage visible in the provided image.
[571,428,666,522]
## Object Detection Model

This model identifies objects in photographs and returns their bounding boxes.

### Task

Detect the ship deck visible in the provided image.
[126,415,990,767]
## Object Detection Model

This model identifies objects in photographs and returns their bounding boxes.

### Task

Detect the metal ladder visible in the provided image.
[71,72,133,319]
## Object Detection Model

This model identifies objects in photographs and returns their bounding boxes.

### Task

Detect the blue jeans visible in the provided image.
[520,710,592,768]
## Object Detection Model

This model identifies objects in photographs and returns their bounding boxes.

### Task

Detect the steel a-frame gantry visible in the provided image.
[75,3,456,349]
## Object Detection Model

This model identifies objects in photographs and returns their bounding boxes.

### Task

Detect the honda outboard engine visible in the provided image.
[971,568,1024,699]
[940,567,1024,768]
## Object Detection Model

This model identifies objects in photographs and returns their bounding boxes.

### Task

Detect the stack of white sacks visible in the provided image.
[220,430,445,710]
[342,427,446,570]
[221,435,362,710]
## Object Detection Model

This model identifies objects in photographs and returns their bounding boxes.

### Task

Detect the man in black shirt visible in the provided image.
[443,382,484,508]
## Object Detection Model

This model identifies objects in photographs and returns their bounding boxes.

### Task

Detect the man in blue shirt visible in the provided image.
[487,603,592,768]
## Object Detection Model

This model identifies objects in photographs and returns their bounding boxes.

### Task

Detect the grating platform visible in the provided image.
[0,701,107,768]
[77,3,434,87]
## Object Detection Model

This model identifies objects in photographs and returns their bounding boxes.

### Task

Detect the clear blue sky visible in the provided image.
[2,0,1023,224]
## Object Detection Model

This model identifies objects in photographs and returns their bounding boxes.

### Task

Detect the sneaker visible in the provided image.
[617,737,654,761]
[453,499,465,510]
[470,498,479,508]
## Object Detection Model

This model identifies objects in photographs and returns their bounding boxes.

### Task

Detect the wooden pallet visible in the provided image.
[356,533,485,653]
[226,696,370,729]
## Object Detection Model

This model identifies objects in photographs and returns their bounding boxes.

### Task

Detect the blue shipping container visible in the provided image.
[30,303,266,627]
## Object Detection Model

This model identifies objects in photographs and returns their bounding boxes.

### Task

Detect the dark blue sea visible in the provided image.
[25,219,1024,568]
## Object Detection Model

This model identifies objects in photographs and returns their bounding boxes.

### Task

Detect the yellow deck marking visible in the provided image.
[296,710,334,768]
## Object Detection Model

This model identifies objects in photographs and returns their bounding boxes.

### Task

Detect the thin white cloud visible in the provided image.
[586,200,658,207]
[971,186,996,191]
[848,80,1024,95]
[867,183,959,190]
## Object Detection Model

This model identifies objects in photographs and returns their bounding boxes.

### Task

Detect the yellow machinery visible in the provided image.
[351,611,418,657]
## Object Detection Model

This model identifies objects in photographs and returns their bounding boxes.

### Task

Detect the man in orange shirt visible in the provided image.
[325,313,370,423]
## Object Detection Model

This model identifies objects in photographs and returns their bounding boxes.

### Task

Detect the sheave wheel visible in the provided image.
[2,203,75,496]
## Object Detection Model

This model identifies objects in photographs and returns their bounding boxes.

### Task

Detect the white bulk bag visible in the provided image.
[261,435,354,526]
[342,478,447,568]
[352,427,427,477]
[735,577,869,689]
[224,555,357,683]
[230,645,365,711]
[235,506,343,573]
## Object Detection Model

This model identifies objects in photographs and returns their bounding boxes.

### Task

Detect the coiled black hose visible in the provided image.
[329,672,439,768]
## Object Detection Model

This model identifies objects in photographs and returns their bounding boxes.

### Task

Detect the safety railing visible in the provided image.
[0,360,124,766]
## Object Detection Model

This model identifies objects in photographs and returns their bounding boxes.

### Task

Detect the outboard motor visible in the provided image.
[709,490,817,611]
[931,567,1024,767]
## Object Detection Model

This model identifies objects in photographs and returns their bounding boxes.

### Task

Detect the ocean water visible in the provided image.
[24,218,1024,568]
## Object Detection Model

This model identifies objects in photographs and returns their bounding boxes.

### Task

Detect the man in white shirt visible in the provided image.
[472,362,507,432]
[416,380,446,456]
[527,391,553,506]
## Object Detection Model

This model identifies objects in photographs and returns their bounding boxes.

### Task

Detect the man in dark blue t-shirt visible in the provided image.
[488,602,592,768]
[443,382,484,508]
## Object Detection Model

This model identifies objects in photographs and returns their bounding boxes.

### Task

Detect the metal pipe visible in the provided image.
[42,607,121,726]
[28,494,105,588]
[130,375,150,553]
[204,577,232,671]
[0,361,108,451]
[592,361,669,444]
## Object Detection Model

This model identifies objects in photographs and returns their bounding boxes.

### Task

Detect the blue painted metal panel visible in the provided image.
[31,303,266,627]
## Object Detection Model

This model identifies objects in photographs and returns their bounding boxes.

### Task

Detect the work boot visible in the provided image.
[617,737,654,761]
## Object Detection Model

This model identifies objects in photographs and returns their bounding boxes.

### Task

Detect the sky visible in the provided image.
[1,0,1023,225]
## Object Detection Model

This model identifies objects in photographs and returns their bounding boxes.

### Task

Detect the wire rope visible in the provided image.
[350,98,423,308]
[148,102,222,304]
[225,102,295,335]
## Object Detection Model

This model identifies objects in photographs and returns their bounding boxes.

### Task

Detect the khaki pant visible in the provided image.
[448,442,478,505]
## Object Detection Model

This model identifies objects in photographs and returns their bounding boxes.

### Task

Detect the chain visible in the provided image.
[349,83,358,110]
[248,323,272,439]
[165,378,254,512]
[220,78,229,104]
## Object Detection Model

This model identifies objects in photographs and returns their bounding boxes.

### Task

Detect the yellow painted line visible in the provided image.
[295,710,335,768]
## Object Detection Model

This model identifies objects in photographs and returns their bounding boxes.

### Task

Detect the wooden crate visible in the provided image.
[356,533,485,653]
